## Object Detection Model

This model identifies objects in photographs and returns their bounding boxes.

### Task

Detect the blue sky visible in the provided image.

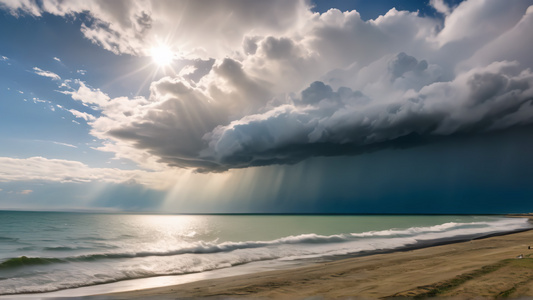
[1,0,533,213]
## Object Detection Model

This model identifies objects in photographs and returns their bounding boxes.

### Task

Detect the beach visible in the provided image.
[97,225,533,299]
[2,214,532,298]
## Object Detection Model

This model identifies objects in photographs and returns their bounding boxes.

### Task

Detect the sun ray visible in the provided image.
[101,63,154,96]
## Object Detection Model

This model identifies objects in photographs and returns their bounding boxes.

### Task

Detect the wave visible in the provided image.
[0,256,65,269]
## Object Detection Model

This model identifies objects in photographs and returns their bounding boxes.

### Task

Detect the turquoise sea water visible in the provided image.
[0,212,530,296]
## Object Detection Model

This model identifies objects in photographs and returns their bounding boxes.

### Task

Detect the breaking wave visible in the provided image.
[0,256,64,269]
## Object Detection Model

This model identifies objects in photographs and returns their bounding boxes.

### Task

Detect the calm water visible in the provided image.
[0,212,530,295]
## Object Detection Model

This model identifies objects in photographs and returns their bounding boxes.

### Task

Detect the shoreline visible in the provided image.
[3,216,531,299]
[89,223,533,299]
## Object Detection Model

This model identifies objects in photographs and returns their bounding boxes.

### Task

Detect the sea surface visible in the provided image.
[0,212,531,296]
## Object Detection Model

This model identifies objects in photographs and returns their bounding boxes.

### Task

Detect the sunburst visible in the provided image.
[151,45,174,66]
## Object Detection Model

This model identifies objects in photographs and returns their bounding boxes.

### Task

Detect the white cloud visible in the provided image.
[33,67,61,81]
[18,189,33,195]
[52,141,78,148]
[68,109,96,121]
[53,56,61,62]
[61,80,110,106]
[77,69,87,75]
[435,0,531,47]
[430,0,451,16]
[0,0,41,16]
[460,5,533,70]
[32,97,49,104]
[0,55,8,61]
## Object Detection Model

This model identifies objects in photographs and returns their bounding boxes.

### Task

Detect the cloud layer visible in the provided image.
[4,0,533,172]
[0,156,177,189]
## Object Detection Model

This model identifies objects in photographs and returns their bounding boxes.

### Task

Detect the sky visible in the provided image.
[1,0,533,214]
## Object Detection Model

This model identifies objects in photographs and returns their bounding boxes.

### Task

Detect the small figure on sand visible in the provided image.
[517,254,524,259]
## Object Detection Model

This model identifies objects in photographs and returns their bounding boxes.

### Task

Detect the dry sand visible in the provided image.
[93,223,533,299]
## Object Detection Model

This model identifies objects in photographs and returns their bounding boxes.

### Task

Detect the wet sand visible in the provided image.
[94,224,533,299]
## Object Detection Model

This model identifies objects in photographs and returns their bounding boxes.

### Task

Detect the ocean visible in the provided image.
[0,212,531,297]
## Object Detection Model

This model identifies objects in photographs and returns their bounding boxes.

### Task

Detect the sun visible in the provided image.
[151,46,174,66]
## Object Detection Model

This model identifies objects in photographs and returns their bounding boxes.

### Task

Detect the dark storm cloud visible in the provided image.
[104,56,531,172]
[201,63,533,171]
[34,0,533,172]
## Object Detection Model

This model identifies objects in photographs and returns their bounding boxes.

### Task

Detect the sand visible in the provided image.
[93,223,533,299]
